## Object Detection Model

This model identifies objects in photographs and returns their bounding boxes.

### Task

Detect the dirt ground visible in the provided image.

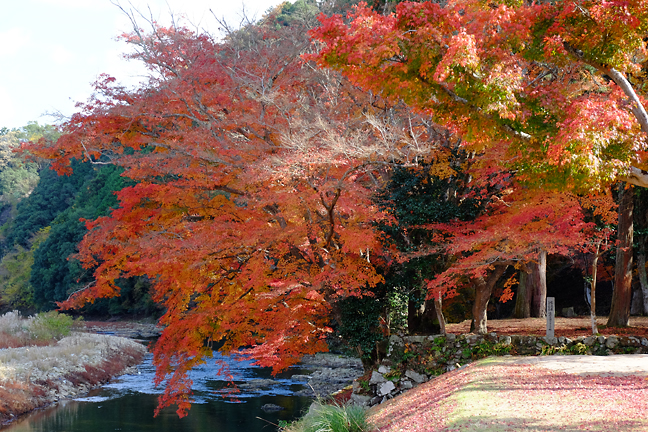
[446,316,648,337]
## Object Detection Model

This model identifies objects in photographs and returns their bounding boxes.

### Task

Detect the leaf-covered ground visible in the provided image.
[445,316,648,337]
[368,357,648,431]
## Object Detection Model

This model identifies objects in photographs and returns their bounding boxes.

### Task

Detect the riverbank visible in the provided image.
[0,333,146,426]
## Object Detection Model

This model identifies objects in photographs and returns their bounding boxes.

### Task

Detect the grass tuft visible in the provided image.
[0,310,79,349]
[282,401,371,432]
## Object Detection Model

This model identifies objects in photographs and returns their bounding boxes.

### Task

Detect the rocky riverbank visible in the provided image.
[293,353,364,398]
[0,333,146,426]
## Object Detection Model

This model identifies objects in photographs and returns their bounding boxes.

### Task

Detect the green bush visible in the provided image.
[29,311,74,340]
[283,402,371,432]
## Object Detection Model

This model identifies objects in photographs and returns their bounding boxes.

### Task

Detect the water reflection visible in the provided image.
[3,353,313,432]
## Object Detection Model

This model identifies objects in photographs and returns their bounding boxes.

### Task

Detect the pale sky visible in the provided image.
[0,0,287,129]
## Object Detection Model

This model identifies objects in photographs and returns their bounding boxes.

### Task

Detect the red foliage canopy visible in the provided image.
[23,18,434,415]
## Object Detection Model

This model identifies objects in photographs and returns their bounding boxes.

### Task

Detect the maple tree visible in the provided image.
[376,147,489,332]
[311,0,648,328]
[426,188,605,334]
[22,7,443,415]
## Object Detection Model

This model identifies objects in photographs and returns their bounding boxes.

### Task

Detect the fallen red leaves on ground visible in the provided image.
[369,360,648,431]
[446,316,648,337]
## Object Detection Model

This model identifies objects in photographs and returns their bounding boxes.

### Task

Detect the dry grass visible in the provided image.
[0,333,145,381]
[0,332,146,425]
[0,310,82,349]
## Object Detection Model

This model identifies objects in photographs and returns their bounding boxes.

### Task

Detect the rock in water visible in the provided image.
[261,403,285,412]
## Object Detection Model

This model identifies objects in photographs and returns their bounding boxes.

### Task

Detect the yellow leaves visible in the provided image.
[499,274,517,303]
[578,190,618,226]
[428,151,457,180]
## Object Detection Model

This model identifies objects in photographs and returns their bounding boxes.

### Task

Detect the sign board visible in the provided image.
[546,297,555,338]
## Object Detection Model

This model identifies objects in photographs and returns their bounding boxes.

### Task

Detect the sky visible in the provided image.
[0,0,287,130]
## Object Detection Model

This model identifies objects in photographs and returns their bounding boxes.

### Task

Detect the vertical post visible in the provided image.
[546,297,555,338]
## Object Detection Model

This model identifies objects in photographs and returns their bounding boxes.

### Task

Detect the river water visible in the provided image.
[3,352,314,432]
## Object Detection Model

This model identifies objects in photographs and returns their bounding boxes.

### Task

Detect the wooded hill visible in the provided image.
[4,0,648,416]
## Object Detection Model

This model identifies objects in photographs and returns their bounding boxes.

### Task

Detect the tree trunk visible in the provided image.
[471,265,508,335]
[608,184,634,327]
[529,250,547,318]
[638,253,648,315]
[434,296,446,334]
[514,270,531,318]
[631,289,643,315]
[590,242,600,335]
[408,290,440,335]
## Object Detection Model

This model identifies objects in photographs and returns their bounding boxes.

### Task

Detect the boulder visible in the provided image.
[370,396,383,406]
[619,336,641,347]
[543,336,558,346]
[261,404,285,412]
[291,374,311,381]
[524,336,538,346]
[466,334,483,345]
[405,370,427,384]
[404,336,428,344]
[369,371,386,385]
[605,336,619,349]
[400,380,413,389]
[350,394,372,406]
[238,379,279,389]
[378,381,396,397]
[499,336,512,345]
[378,365,391,374]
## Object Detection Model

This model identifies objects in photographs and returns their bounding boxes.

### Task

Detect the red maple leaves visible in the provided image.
[23,0,648,415]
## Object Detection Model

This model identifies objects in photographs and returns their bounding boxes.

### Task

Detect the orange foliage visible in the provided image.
[311,0,648,190]
[22,15,437,416]
[311,0,645,325]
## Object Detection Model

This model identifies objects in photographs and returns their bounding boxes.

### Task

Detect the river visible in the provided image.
[2,352,314,432]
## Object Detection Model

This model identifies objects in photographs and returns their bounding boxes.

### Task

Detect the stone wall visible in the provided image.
[350,332,648,406]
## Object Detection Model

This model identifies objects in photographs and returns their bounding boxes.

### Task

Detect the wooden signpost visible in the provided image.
[546,297,555,338]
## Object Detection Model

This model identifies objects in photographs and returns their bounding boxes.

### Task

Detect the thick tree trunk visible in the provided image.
[608,184,634,327]
[408,291,440,335]
[638,253,648,315]
[514,270,531,318]
[529,250,547,318]
[471,265,508,335]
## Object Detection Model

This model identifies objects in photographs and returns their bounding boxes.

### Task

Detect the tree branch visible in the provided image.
[620,166,648,188]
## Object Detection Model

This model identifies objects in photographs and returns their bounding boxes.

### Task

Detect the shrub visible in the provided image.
[282,401,371,432]
[29,311,74,340]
